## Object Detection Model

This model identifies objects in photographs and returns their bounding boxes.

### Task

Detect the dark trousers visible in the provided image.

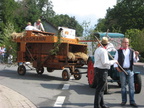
[94,67,108,108]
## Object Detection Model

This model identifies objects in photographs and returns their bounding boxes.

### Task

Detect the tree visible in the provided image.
[0,0,18,44]
[95,0,144,33]
[125,29,144,52]
[125,29,144,61]
[14,0,52,31]
[94,18,107,32]
[42,0,55,19]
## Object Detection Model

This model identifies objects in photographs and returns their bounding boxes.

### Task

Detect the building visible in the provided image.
[42,19,58,35]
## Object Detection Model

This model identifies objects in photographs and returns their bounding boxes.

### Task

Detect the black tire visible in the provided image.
[87,57,97,88]
[36,67,44,74]
[62,69,70,81]
[73,69,82,80]
[47,67,54,72]
[17,65,26,75]
[134,74,142,94]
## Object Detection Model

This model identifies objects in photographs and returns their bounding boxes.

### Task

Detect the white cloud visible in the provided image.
[51,0,116,27]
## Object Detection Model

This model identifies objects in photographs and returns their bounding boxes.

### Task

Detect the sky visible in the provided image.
[51,0,117,28]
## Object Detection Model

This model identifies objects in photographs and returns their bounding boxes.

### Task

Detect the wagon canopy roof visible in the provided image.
[96,32,124,38]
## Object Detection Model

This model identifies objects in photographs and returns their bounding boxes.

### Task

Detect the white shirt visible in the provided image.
[25,25,40,31]
[34,22,45,31]
[107,43,116,52]
[94,46,117,69]
[114,49,139,68]
[0,48,6,56]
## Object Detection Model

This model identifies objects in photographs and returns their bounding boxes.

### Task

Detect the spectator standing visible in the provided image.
[114,38,139,107]
[0,45,6,64]
[7,46,14,64]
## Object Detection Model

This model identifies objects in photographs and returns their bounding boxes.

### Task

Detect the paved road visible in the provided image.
[0,63,144,108]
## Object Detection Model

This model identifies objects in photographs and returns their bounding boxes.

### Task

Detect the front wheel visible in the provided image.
[17,65,26,75]
[62,69,70,81]
[36,67,44,74]
[73,69,82,80]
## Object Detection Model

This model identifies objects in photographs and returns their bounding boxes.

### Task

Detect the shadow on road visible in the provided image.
[0,68,63,81]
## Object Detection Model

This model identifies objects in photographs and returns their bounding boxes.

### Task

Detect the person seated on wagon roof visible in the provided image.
[25,22,40,31]
[34,19,45,31]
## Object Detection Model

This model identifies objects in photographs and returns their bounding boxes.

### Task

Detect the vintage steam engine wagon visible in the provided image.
[14,30,88,81]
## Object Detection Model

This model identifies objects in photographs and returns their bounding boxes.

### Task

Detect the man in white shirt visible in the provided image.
[94,37,117,108]
[34,19,45,31]
[25,22,40,31]
[114,38,139,107]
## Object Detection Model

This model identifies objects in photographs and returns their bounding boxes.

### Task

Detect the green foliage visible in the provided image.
[49,30,62,55]
[1,22,17,60]
[94,18,107,32]
[42,0,55,19]
[14,0,51,31]
[0,0,18,23]
[95,0,144,33]
[125,29,144,60]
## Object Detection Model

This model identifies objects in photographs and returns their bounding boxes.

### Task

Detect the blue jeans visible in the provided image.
[119,70,135,104]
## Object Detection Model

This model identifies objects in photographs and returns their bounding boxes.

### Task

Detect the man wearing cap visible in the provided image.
[94,37,117,108]
[34,19,45,31]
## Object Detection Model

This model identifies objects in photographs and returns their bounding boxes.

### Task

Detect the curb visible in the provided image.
[0,85,37,108]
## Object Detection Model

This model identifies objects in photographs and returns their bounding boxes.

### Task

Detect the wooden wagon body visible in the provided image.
[14,30,87,80]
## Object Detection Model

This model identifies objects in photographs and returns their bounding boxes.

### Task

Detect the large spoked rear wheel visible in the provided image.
[36,67,44,74]
[62,69,70,81]
[87,57,97,88]
[17,65,26,75]
[134,74,142,94]
[73,69,82,80]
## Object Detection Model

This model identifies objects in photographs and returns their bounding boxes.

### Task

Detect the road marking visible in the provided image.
[54,96,66,107]
[62,84,70,90]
